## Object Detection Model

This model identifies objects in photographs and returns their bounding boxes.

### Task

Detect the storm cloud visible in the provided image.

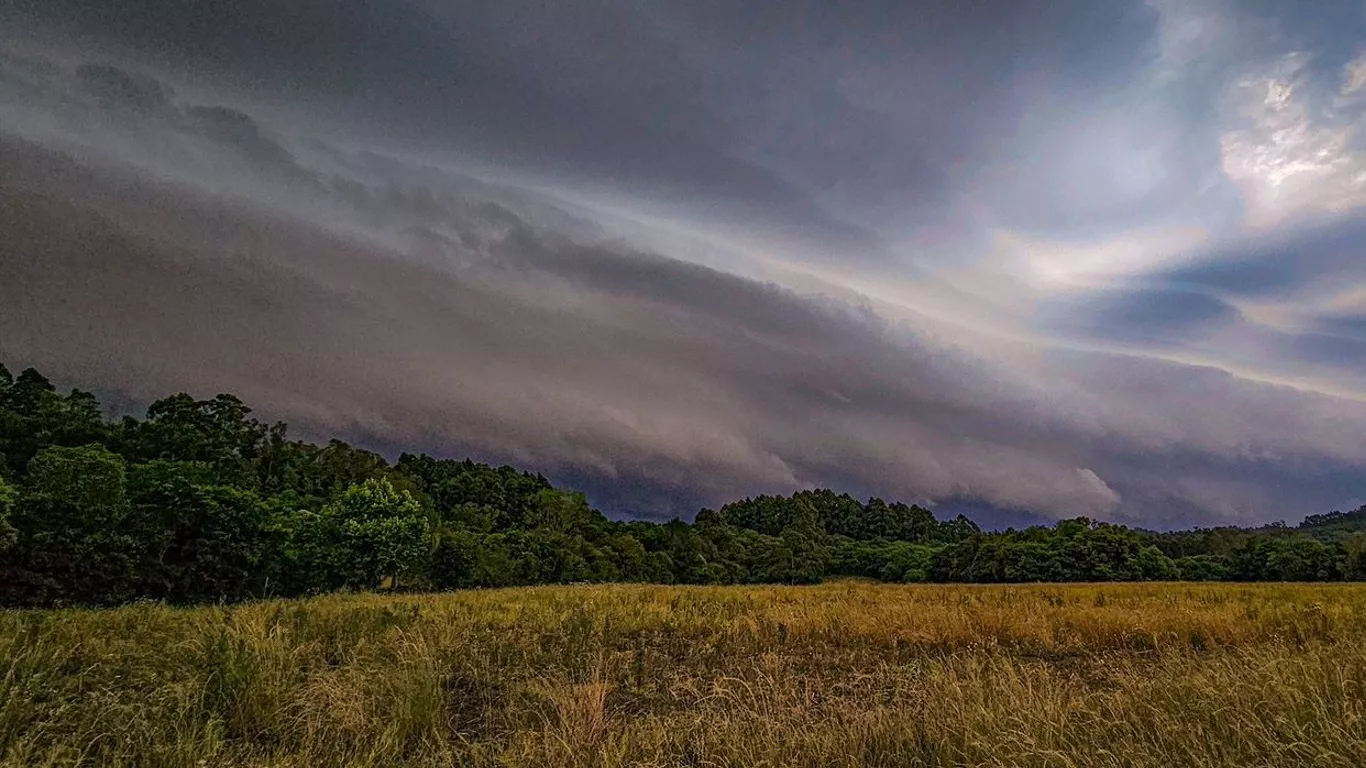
[1,1,1364,526]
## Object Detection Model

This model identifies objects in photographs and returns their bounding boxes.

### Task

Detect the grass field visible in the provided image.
[4,582,1366,767]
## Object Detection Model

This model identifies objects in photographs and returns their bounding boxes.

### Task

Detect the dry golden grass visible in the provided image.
[3,581,1366,766]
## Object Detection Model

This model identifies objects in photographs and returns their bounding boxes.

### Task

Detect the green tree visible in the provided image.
[125,460,276,602]
[429,528,481,589]
[0,475,16,552]
[1231,536,1338,581]
[1136,545,1178,580]
[1,367,56,414]
[299,478,431,591]
[1342,533,1366,580]
[879,541,934,582]
[396,453,551,528]
[0,368,108,477]
[8,445,141,604]
[1000,541,1062,582]
[116,393,265,487]
[603,532,653,581]
[1175,554,1231,581]
[527,489,599,533]
[290,440,409,501]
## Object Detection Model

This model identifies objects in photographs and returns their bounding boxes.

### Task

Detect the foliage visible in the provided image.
[1,361,1365,607]
[3,444,142,605]
[125,460,277,602]
[294,478,430,591]
[0,475,16,552]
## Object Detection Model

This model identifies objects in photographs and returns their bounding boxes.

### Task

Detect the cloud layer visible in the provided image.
[1,0,1364,526]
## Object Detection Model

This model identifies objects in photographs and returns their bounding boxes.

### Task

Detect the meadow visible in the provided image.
[4,581,1366,767]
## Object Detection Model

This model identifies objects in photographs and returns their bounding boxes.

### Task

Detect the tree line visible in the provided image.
[2,363,1364,606]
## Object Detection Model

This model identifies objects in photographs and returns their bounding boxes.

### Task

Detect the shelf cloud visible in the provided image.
[2,0,1364,526]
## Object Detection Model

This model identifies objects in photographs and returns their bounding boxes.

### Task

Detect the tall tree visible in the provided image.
[125,460,276,602]
[116,393,265,488]
[8,445,141,604]
[294,478,431,591]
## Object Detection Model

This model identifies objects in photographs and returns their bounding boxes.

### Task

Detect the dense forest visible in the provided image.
[1,362,1364,606]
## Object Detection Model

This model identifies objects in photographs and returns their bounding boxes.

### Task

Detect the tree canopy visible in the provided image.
[1,362,1364,606]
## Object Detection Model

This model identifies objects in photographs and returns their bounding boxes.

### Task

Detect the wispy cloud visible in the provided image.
[1221,52,1366,226]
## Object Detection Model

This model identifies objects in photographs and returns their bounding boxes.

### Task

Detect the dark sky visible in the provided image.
[2,0,1365,527]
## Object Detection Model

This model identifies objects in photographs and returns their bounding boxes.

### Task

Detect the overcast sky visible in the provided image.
[2,0,1364,527]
